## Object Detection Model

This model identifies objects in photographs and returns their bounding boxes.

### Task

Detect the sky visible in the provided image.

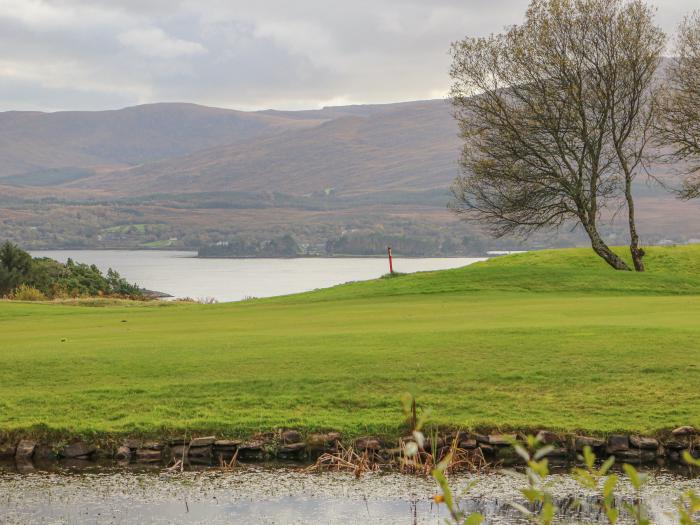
[0,0,696,112]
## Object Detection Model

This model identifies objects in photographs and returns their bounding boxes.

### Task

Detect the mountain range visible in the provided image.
[0,100,698,254]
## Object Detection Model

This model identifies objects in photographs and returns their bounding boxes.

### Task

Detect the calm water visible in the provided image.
[1,466,697,524]
[30,251,486,302]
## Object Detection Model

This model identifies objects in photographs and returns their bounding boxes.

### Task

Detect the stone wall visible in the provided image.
[1,427,698,470]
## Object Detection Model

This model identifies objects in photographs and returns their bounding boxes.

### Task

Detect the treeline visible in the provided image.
[198,234,300,257]
[326,233,444,256]
[0,241,143,300]
[198,232,502,257]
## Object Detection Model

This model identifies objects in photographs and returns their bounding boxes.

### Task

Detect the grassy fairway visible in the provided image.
[1,245,700,439]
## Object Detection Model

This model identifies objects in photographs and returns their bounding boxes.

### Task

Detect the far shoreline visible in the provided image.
[29,248,493,260]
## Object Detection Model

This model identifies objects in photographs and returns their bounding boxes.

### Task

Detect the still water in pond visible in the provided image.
[1,465,698,524]
[30,250,486,302]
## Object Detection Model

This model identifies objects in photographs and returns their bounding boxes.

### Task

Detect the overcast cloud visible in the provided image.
[0,0,696,112]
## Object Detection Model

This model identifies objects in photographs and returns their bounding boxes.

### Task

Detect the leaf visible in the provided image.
[582,445,596,469]
[623,463,642,489]
[682,451,700,467]
[606,507,620,524]
[540,501,556,525]
[514,444,531,462]
[572,468,595,489]
[521,487,542,503]
[534,445,555,460]
[599,455,615,476]
[603,474,618,499]
[431,468,456,513]
[463,512,484,525]
[509,502,533,516]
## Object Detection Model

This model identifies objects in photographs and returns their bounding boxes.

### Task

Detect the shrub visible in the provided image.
[11,284,47,301]
[0,241,144,300]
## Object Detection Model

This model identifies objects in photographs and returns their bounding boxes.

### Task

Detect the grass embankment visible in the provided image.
[1,245,700,441]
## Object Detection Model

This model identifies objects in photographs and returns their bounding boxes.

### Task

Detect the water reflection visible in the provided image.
[1,464,697,524]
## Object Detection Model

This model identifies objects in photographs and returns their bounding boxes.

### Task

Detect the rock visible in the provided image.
[170,445,189,458]
[239,441,264,452]
[536,431,560,445]
[237,442,265,459]
[140,442,163,451]
[33,444,57,461]
[281,430,302,444]
[189,436,216,447]
[214,440,242,449]
[15,440,36,460]
[485,434,516,446]
[277,442,306,456]
[575,436,605,450]
[495,447,523,464]
[307,433,340,450]
[606,435,630,454]
[668,450,681,463]
[629,436,659,450]
[665,440,688,450]
[61,442,96,459]
[187,446,212,459]
[122,439,140,450]
[541,447,570,459]
[355,437,382,452]
[168,438,188,446]
[115,446,131,461]
[134,448,162,462]
[459,439,478,449]
[478,443,495,455]
[0,442,16,458]
[614,449,658,464]
[672,426,697,436]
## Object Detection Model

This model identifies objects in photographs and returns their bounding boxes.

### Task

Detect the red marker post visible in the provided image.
[387,246,394,274]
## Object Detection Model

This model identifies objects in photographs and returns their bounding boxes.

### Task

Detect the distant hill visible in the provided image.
[0,103,325,180]
[69,100,459,196]
[0,98,698,252]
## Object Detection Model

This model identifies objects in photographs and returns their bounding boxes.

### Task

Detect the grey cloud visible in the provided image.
[0,0,696,112]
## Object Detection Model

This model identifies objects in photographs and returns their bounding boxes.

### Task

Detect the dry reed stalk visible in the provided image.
[305,443,380,478]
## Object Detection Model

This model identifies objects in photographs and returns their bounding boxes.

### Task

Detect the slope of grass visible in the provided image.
[1,245,699,440]
[272,245,700,303]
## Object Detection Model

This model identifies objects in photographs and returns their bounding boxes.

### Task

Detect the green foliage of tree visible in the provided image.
[449,0,665,272]
[0,241,34,295]
[0,241,143,299]
[198,234,300,257]
[656,11,700,198]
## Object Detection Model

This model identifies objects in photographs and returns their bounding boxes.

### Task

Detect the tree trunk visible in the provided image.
[583,221,631,271]
[625,177,646,272]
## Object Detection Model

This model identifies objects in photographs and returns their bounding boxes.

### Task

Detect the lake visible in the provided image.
[30,250,486,302]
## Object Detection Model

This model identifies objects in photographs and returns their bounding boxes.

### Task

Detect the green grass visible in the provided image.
[1,245,700,440]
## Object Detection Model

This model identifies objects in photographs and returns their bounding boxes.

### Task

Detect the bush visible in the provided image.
[11,284,47,301]
[0,241,144,300]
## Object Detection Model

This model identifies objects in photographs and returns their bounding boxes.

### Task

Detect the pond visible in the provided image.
[1,463,698,524]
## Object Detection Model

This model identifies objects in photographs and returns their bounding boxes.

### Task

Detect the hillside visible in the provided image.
[1,246,700,438]
[67,100,459,195]
[0,99,699,251]
[0,103,324,181]
[277,244,700,302]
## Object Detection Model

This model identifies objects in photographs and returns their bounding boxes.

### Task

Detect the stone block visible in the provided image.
[15,440,36,460]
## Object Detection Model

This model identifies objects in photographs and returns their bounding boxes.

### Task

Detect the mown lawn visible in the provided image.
[1,245,699,439]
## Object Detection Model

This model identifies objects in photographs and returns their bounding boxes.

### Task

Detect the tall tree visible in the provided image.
[449,0,664,271]
[656,12,700,198]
